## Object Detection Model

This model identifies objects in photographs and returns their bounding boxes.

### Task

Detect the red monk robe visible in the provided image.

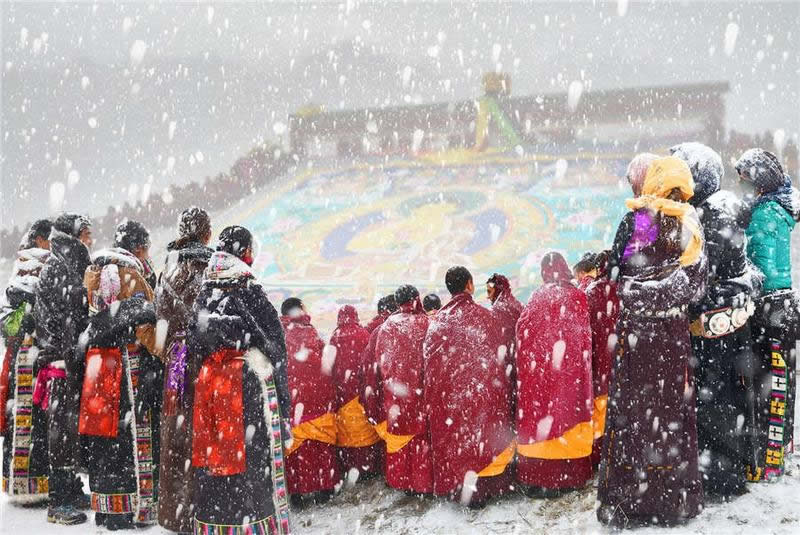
[329,305,382,477]
[282,314,341,495]
[361,317,387,427]
[488,274,523,406]
[515,252,594,491]
[584,257,620,468]
[365,310,390,334]
[374,291,433,494]
[423,292,514,505]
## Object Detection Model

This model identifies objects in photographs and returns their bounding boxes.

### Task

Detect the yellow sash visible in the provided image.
[477,441,516,477]
[336,397,381,448]
[373,421,415,454]
[592,395,608,440]
[286,412,337,457]
[517,421,593,460]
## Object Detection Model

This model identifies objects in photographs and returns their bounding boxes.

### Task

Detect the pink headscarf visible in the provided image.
[626,153,659,197]
[96,264,122,310]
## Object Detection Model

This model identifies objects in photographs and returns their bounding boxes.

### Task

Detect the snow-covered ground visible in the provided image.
[2,452,800,534]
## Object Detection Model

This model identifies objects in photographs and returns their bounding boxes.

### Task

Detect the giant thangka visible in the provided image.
[219,153,632,332]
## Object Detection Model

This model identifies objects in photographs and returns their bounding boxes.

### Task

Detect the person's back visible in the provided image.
[360,295,398,429]
[375,286,433,494]
[35,220,91,373]
[154,207,214,533]
[0,222,51,505]
[486,273,522,353]
[329,305,381,478]
[423,266,513,507]
[33,213,93,526]
[583,253,620,468]
[516,253,593,495]
[598,156,706,528]
[282,298,341,501]
[672,142,762,496]
[78,244,158,529]
[189,229,291,534]
[747,198,797,292]
[736,148,800,477]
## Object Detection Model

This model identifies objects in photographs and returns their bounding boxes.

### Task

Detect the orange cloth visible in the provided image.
[517,421,593,460]
[592,394,608,440]
[373,421,415,454]
[477,441,516,477]
[286,412,337,457]
[625,156,703,267]
[336,396,381,448]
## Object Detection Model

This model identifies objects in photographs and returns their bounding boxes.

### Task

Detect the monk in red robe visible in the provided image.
[361,293,399,424]
[424,266,514,508]
[281,298,340,503]
[365,295,397,333]
[329,305,381,479]
[573,252,599,291]
[583,251,620,468]
[487,273,522,403]
[374,285,434,494]
[515,252,594,496]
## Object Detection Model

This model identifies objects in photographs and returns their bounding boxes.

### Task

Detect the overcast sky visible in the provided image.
[2,1,799,228]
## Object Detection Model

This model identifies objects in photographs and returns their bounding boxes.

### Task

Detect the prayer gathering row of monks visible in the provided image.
[1,143,797,532]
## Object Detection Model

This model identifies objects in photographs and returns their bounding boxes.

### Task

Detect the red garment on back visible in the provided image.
[489,276,523,405]
[282,314,340,493]
[330,306,370,415]
[376,298,433,493]
[191,348,246,476]
[423,292,513,497]
[365,311,390,334]
[329,305,381,474]
[78,347,123,438]
[0,340,18,433]
[515,279,593,487]
[376,300,429,435]
[585,276,619,466]
[361,318,387,425]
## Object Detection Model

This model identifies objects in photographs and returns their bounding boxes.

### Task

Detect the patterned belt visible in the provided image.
[627,304,687,319]
[690,300,755,339]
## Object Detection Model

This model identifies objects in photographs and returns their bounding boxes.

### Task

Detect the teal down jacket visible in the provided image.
[746,200,796,292]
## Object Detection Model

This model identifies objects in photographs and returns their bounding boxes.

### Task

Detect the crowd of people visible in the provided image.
[0,141,797,533]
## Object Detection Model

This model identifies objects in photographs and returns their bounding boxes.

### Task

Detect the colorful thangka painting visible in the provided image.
[226,154,633,332]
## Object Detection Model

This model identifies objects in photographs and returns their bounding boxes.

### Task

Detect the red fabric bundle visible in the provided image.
[192,348,246,476]
[0,342,16,433]
[79,347,123,438]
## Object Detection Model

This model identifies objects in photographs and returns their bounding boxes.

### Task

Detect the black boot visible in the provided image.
[47,468,87,525]
[106,513,135,531]
[47,505,88,525]
[95,512,107,526]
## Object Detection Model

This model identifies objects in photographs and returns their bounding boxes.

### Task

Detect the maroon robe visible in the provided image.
[598,214,706,527]
[585,275,620,467]
[374,298,433,494]
[515,254,594,489]
[329,306,381,476]
[365,311,390,334]
[423,292,514,505]
[282,314,341,494]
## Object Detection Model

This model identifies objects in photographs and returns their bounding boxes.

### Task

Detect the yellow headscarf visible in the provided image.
[624,156,703,266]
